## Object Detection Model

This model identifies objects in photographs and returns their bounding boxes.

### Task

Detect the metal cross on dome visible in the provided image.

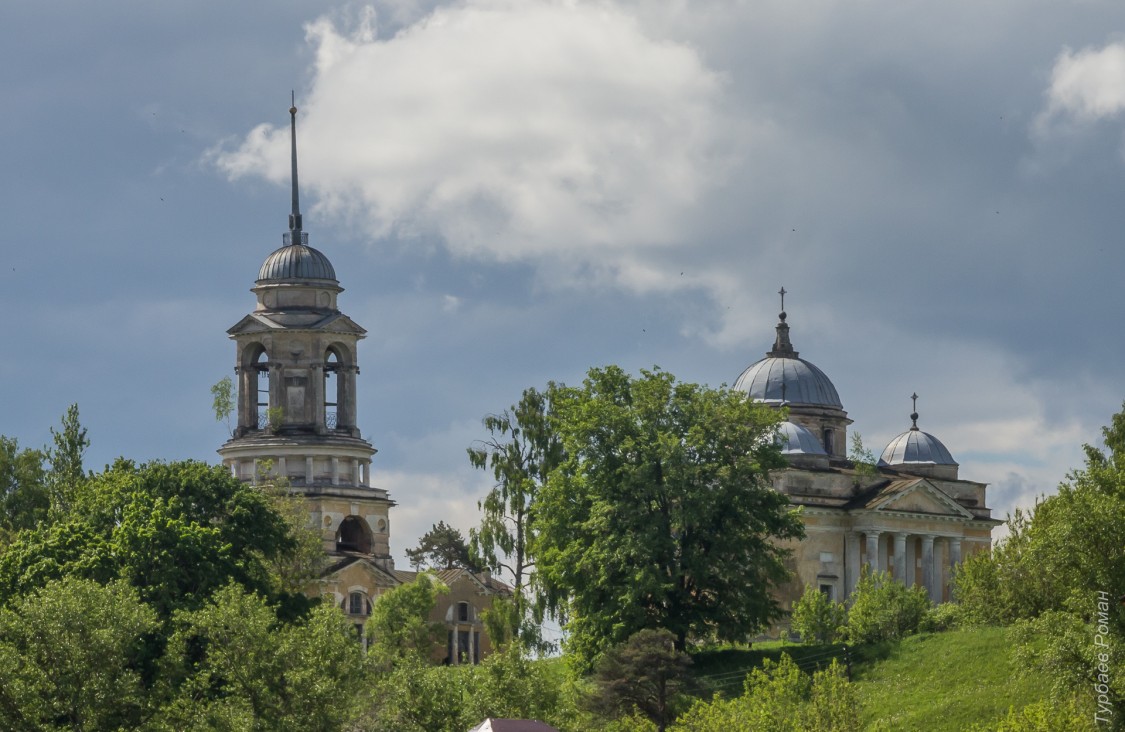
[779,286,787,311]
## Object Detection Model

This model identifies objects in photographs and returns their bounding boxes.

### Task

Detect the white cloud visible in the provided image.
[1036,41,1125,134]
[213,0,728,286]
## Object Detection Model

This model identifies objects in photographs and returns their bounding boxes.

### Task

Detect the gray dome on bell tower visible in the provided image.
[258,242,337,283]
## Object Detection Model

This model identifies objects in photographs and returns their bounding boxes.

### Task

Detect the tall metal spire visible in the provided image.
[767,286,798,358]
[286,92,305,245]
[910,392,920,431]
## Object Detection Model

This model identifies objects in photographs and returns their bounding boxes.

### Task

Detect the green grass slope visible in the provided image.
[850,627,1049,731]
[690,627,1050,731]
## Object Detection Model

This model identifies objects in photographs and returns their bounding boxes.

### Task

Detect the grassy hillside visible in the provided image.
[691,627,1051,731]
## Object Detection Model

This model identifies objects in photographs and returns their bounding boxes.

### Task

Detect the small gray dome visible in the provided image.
[776,421,827,456]
[258,243,337,283]
[734,356,843,408]
[878,428,957,467]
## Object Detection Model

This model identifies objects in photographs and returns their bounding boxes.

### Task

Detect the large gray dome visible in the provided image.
[735,307,843,410]
[258,243,337,283]
[734,356,842,408]
[776,420,827,456]
[879,428,957,467]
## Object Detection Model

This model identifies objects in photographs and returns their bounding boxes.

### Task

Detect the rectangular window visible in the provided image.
[458,602,469,622]
[819,584,835,601]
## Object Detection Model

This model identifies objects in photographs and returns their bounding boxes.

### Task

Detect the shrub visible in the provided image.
[671,655,859,731]
[846,569,930,644]
[920,602,961,633]
[791,584,847,644]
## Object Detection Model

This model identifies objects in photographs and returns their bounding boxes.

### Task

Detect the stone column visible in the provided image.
[305,457,314,485]
[341,365,357,430]
[949,538,962,568]
[921,535,936,602]
[331,456,340,486]
[894,533,907,583]
[468,624,476,665]
[452,626,459,665]
[313,364,326,432]
[845,532,861,597]
[865,531,881,573]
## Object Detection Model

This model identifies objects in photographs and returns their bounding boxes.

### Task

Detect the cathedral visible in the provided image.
[217,103,997,653]
[216,103,506,663]
[731,293,1001,626]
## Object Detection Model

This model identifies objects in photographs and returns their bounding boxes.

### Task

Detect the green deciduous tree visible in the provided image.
[791,584,848,644]
[156,584,365,732]
[535,366,803,668]
[0,577,159,731]
[847,432,877,479]
[950,402,1125,720]
[672,655,859,732]
[367,572,449,666]
[0,437,47,539]
[845,569,930,644]
[590,629,695,732]
[0,459,297,620]
[211,375,235,436]
[468,387,562,650]
[406,521,474,571]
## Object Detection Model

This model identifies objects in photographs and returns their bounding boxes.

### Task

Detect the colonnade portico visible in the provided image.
[848,530,964,603]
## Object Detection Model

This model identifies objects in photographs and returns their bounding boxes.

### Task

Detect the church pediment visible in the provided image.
[865,479,974,519]
[321,556,402,588]
[227,313,281,335]
[225,312,367,336]
[311,313,367,335]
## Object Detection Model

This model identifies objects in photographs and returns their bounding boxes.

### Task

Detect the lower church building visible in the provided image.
[216,103,506,663]
[731,294,1001,631]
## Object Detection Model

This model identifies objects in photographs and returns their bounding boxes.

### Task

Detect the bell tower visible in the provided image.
[218,100,393,567]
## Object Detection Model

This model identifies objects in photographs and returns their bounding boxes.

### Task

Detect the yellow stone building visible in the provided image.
[731,294,1001,629]
[217,104,505,662]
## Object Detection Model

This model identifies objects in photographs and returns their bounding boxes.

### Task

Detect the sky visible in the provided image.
[3,0,1125,573]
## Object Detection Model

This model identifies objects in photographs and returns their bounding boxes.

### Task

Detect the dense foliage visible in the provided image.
[536,366,803,668]
[468,386,561,650]
[672,655,859,732]
[845,570,931,644]
[952,401,1125,721]
[791,585,848,644]
[0,458,300,618]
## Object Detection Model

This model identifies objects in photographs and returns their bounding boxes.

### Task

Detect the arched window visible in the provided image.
[254,348,270,429]
[822,428,834,456]
[457,601,470,622]
[324,348,341,429]
[348,591,370,616]
[336,516,372,554]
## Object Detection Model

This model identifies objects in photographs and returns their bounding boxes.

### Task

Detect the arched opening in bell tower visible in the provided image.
[325,348,341,429]
[336,516,372,554]
[254,349,270,429]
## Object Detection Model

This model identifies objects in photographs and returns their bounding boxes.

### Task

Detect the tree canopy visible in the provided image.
[534,366,803,667]
[954,400,1125,720]
[468,386,561,651]
[0,458,298,619]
